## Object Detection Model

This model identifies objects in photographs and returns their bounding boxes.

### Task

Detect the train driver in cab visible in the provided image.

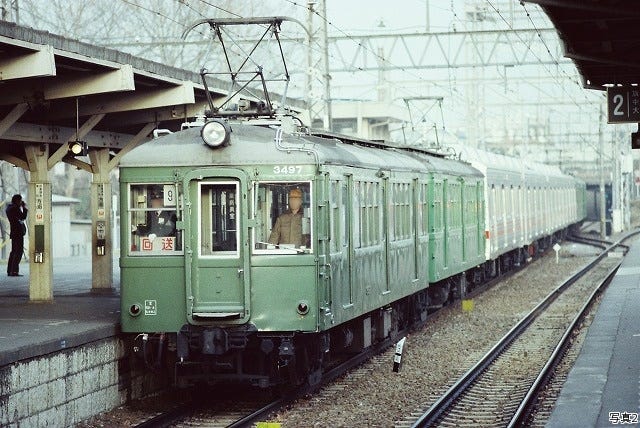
[268,188,309,248]
[136,190,176,240]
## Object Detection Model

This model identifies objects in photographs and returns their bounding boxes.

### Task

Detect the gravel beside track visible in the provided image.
[269,250,599,427]
[432,257,619,427]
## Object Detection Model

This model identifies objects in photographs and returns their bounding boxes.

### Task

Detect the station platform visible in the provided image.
[547,238,640,427]
[0,255,121,366]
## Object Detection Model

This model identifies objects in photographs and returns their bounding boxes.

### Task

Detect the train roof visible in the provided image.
[455,146,575,180]
[120,123,483,178]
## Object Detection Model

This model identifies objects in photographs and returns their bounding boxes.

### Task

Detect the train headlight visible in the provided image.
[201,119,231,148]
[129,303,142,317]
[297,301,310,315]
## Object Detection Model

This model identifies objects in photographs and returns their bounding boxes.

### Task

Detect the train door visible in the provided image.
[184,169,250,323]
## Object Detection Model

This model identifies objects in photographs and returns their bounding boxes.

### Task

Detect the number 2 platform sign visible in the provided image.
[607,87,640,123]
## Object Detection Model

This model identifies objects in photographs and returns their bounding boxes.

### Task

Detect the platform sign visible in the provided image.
[96,183,106,219]
[34,183,44,224]
[607,87,640,123]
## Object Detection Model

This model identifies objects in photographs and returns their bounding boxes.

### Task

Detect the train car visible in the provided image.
[458,147,585,277]
[119,118,584,387]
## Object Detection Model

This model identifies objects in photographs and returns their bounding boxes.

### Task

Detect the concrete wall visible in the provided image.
[52,204,72,258]
[70,221,92,257]
[0,337,170,427]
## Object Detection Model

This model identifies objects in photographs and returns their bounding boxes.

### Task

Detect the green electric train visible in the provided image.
[119,118,585,387]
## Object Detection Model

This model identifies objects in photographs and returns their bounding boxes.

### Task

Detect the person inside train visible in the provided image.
[268,188,309,248]
[136,190,176,240]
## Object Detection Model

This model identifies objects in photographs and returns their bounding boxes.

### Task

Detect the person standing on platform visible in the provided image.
[5,194,27,277]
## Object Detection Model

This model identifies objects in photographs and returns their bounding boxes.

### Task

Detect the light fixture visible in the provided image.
[68,140,88,156]
[201,119,231,148]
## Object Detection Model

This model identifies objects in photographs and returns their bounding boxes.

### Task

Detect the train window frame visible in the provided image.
[251,181,313,255]
[198,181,240,259]
[128,183,182,256]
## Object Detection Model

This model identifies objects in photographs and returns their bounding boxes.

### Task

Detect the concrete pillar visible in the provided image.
[89,149,113,292]
[25,144,53,302]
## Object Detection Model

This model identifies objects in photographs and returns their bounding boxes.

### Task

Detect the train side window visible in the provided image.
[330,180,342,253]
[129,183,181,255]
[353,181,362,248]
[418,183,429,236]
[199,182,238,257]
[253,181,312,254]
[431,181,443,232]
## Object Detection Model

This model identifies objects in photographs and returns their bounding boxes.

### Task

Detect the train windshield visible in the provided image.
[128,183,181,255]
[252,181,312,254]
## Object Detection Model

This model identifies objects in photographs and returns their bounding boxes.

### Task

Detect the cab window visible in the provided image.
[253,181,312,254]
[129,184,181,255]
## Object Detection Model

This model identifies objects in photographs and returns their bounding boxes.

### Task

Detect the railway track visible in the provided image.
[132,328,405,428]
[410,236,635,428]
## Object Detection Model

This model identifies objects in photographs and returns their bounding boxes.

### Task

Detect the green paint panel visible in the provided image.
[120,267,186,332]
[192,267,244,312]
[250,265,317,331]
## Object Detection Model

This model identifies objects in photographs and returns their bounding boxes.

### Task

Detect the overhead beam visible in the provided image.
[0,103,29,136]
[0,66,136,106]
[101,100,211,127]
[0,153,28,169]
[108,122,155,170]
[3,122,132,149]
[46,65,135,99]
[524,0,640,16]
[564,51,640,69]
[0,45,56,81]
[63,156,92,173]
[47,82,196,120]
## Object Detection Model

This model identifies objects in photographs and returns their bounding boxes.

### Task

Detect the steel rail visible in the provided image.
[506,262,620,427]
[566,235,609,249]
[410,236,627,428]
[227,332,404,428]
[507,229,640,427]
[133,401,198,428]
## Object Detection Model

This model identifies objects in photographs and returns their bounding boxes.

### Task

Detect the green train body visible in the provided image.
[119,120,584,387]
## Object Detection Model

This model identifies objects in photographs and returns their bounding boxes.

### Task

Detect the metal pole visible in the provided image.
[425,0,430,32]
[599,103,606,238]
[306,1,314,124]
[320,0,332,130]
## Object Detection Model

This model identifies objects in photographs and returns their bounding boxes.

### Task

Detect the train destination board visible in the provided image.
[607,87,640,123]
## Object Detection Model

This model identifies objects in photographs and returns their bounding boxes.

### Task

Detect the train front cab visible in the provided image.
[177,168,320,386]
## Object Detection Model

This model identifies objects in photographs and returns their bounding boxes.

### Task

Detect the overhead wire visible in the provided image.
[117,0,600,147]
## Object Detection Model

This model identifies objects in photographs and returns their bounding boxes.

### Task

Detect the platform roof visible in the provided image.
[0,20,303,172]
[524,0,640,90]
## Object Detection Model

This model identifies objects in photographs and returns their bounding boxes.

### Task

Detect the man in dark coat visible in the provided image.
[136,192,176,239]
[5,194,27,276]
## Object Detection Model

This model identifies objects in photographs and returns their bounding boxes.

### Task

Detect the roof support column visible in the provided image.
[24,144,53,302]
[88,148,113,292]
[88,123,154,292]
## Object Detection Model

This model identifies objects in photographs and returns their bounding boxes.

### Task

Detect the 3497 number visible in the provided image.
[273,165,302,174]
